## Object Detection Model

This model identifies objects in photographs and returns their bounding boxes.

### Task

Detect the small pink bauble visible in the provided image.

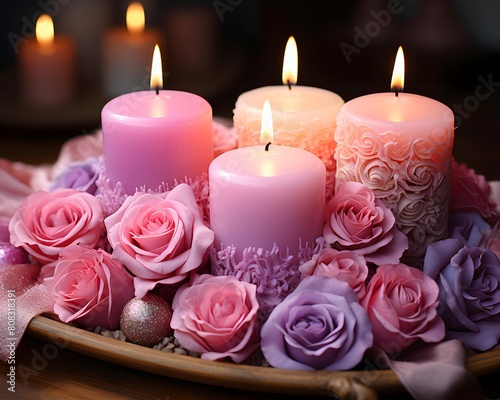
[119,293,173,347]
[0,242,31,267]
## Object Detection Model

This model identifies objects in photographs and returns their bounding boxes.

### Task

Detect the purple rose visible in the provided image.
[50,158,101,195]
[260,276,373,370]
[423,238,500,350]
[449,212,491,247]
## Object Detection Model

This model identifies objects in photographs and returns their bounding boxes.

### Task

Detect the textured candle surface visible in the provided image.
[334,92,454,263]
[233,86,344,171]
[102,90,213,194]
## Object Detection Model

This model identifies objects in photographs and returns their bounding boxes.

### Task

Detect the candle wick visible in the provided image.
[394,89,399,97]
[287,80,292,91]
[155,86,160,95]
[265,142,271,151]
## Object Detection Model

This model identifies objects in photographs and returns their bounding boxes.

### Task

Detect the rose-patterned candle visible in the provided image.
[233,37,344,172]
[102,45,213,194]
[334,47,454,263]
[210,100,325,259]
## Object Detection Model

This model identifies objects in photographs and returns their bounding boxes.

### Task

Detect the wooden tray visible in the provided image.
[26,315,500,399]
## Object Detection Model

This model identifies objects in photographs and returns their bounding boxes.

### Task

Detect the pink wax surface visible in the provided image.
[102,90,213,194]
[209,145,326,258]
[340,92,454,136]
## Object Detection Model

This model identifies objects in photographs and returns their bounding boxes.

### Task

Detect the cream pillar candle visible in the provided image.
[233,37,344,171]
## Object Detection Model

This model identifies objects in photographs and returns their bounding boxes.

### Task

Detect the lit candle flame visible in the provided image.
[150,44,163,91]
[282,36,298,87]
[391,46,404,95]
[126,2,145,35]
[260,99,274,145]
[36,14,54,50]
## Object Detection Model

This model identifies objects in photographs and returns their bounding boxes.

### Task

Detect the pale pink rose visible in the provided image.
[171,274,260,362]
[299,247,368,298]
[450,161,498,225]
[361,263,445,353]
[9,189,104,264]
[42,244,135,329]
[105,184,214,298]
[323,181,408,265]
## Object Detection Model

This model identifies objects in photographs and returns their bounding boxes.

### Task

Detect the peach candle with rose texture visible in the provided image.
[334,48,454,262]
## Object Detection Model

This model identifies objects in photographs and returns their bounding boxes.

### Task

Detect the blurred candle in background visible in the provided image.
[55,0,112,85]
[102,2,161,98]
[18,14,76,107]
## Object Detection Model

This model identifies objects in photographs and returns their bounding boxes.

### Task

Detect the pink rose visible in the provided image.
[361,264,445,353]
[171,274,260,362]
[42,244,135,329]
[299,247,368,298]
[323,181,408,265]
[105,184,214,298]
[9,189,104,265]
[450,161,498,226]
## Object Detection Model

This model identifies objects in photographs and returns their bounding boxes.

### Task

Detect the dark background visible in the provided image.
[1,0,500,179]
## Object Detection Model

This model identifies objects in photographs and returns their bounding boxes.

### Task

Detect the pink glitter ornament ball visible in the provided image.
[0,224,30,267]
[119,293,173,347]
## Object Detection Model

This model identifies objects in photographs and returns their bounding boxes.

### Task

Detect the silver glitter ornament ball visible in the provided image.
[119,293,173,347]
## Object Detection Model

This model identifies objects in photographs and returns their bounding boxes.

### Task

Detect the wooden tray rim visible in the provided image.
[26,315,500,398]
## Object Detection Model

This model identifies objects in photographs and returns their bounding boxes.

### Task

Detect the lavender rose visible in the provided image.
[424,238,500,350]
[260,276,373,370]
[50,158,101,195]
[323,181,408,265]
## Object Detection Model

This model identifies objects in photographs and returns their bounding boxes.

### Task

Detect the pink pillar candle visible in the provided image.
[334,92,454,262]
[209,144,326,258]
[102,90,213,194]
